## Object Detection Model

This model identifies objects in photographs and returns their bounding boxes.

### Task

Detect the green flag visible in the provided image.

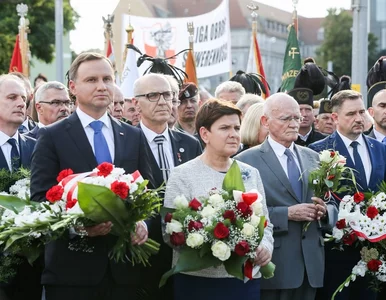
[280,24,302,92]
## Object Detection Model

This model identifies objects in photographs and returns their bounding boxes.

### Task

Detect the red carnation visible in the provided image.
[367,259,382,272]
[170,232,185,246]
[367,206,379,219]
[164,212,173,223]
[237,202,252,218]
[188,220,203,232]
[111,181,129,199]
[353,192,365,203]
[342,232,357,246]
[189,198,202,211]
[66,198,78,210]
[330,151,335,158]
[327,174,335,180]
[242,192,258,206]
[234,241,250,256]
[223,210,236,223]
[46,185,64,203]
[213,222,230,239]
[97,162,114,177]
[336,219,346,229]
[56,169,73,183]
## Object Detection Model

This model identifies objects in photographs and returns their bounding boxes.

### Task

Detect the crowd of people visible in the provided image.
[0,51,386,300]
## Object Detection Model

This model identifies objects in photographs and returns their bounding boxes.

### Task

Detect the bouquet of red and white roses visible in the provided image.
[160,162,275,287]
[325,186,386,299]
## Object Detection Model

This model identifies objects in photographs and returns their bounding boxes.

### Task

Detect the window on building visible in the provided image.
[317,28,324,41]
[382,28,386,50]
[376,0,386,21]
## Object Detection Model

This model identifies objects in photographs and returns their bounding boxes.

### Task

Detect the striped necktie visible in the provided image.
[153,135,170,183]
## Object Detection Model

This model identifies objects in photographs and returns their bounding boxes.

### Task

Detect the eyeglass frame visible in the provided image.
[39,99,74,108]
[135,91,175,102]
[270,116,304,123]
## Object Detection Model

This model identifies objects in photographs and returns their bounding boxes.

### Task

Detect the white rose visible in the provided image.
[250,215,261,227]
[320,150,333,163]
[186,233,204,248]
[173,195,189,209]
[211,241,231,261]
[337,155,347,167]
[233,190,243,202]
[242,223,255,236]
[332,227,344,240]
[165,219,183,234]
[251,201,263,215]
[200,205,216,218]
[208,194,224,208]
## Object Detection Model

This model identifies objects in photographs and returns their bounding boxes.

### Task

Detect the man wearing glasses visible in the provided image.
[26,81,72,139]
[175,82,200,136]
[133,73,202,300]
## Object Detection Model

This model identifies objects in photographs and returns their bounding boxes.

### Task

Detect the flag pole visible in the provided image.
[16,3,30,77]
[184,22,198,86]
[122,4,134,76]
[103,14,115,70]
[292,0,299,36]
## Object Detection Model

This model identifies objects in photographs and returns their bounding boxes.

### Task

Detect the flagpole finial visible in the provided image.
[103,14,115,39]
[187,22,194,49]
[16,3,30,77]
[292,0,299,10]
[247,1,259,33]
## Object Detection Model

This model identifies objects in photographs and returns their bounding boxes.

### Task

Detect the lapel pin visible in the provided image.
[177,153,182,163]
[119,132,124,136]
[179,148,185,153]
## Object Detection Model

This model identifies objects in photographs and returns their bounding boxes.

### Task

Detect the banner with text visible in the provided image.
[122,0,231,78]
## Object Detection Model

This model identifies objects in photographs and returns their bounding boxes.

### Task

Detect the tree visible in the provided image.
[0,0,78,75]
[316,8,378,77]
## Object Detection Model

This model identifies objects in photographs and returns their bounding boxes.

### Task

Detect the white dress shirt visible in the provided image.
[0,131,19,171]
[337,131,371,185]
[76,107,115,162]
[267,136,301,178]
[140,121,175,169]
[373,129,386,143]
[298,128,312,142]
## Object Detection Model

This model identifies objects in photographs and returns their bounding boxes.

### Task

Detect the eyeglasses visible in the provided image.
[272,116,304,123]
[39,100,73,108]
[135,91,175,102]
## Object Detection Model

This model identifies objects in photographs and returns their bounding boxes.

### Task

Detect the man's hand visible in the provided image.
[312,197,327,220]
[131,222,148,245]
[254,246,272,267]
[288,203,319,222]
[84,222,112,237]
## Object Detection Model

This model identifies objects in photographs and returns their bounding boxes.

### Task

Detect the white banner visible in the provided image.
[121,0,231,79]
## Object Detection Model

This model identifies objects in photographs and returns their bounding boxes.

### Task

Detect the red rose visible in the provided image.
[188,220,203,232]
[234,241,250,256]
[342,232,357,246]
[170,232,185,246]
[97,162,114,177]
[353,192,365,203]
[336,219,346,229]
[111,181,129,199]
[264,219,268,228]
[237,202,252,218]
[367,206,379,219]
[56,169,74,183]
[367,259,382,272]
[213,222,230,239]
[164,212,173,223]
[330,151,335,158]
[327,174,335,180]
[189,198,202,211]
[46,185,64,203]
[242,192,258,206]
[66,198,78,210]
[223,210,236,223]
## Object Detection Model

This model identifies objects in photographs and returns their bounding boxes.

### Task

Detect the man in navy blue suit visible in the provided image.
[0,74,37,300]
[30,52,154,300]
[309,90,386,300]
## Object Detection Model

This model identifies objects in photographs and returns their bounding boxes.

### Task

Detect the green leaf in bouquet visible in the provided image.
[199,243,211,258]
[224,253,248,280]
[222,161,245,194]
[4,231,31,250]
[77,183,130,234]
[258,216,266,241]
[0,195,39,213]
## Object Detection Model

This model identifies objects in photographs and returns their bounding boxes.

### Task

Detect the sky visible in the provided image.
[69,0,352,54]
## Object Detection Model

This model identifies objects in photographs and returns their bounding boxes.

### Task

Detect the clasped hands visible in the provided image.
[79,221,148,245]
[288,197,327,222]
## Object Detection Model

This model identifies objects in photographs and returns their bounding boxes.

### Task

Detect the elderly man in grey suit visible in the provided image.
[235,93,337,300]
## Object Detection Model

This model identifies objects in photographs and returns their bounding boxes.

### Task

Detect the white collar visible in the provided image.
[0,130,19,147]
[76,107,111,129]
[267,136,295,157]
[140,121,170,143]
[336,130,365,148]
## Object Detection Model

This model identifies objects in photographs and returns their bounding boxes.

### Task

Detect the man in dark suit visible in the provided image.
[236,93,336,300]
[25,81,71,139]
[309,90,386,300]
[133,73,202,299]
[367,82,386,142]
[0,74,38,300]
[30,52,154,300]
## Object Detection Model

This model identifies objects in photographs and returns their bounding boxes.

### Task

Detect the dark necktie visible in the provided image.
[284,148,302,201]
[153,135,170,183]
[350,141,367,191]
[8,138,20,171]
[89,121,112,165]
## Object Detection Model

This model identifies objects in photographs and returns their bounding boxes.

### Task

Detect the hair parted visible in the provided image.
[331,90,362,112]
[68,52,113,81]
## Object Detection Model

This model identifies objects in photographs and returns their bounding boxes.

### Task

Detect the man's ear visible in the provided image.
[261,115,269,129]
[368,107,374,118]
[69,80,76,96]
[331,112,338,123]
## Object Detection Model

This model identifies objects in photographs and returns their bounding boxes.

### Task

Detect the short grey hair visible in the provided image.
[263,92,297,118]
[236,93,264,111]
[214,81,246,98]
[164,74,179,94]
[0,74,25,91]
[35,81,69,103]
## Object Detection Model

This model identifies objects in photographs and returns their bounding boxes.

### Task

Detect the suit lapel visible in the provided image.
[260,141,301,203]
[364,135,377,185]
[332,133,355,167]
[111,117,125,166]
[294,145,310,203]
[169,129,183,166]
[0,148,8,171]
[19,134,32,168]
[66,113,97,169]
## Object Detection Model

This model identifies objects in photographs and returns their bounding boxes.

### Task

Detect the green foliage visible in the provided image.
[0,252,23,283]
[0,0,78,74]
[0,168,30,193]
[316,8,378,77]
[222,161,245,194]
